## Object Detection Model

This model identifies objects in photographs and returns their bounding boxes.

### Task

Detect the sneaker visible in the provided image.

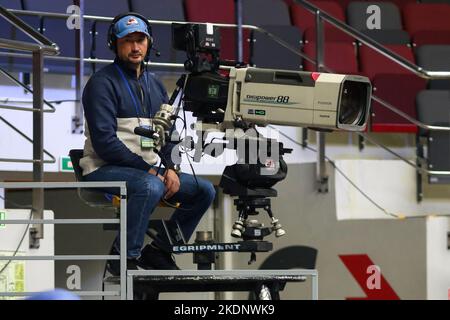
[138,244,180,270]
[106,246,142,277]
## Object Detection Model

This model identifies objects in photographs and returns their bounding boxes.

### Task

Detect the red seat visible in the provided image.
[371,74,426,133]
[290,1,353,43]
[403,4,450,46]
[412,31,450,47]
[303,41,358,74]
[359,44,426,133]
[334,0,415,12]
[185,0,235,23]
[359,44,415,79]
[282,0,294,6]
[376,0,416,10]
[184,0,250,62]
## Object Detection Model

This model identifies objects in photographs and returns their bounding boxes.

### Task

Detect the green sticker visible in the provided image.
[255,110,266,116]
[0,211,5,228]
[140,136,154,149]
[208,85,220,98]
[60,156,74,172]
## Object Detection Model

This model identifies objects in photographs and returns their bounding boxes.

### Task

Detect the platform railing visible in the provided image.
[0,181,128,300]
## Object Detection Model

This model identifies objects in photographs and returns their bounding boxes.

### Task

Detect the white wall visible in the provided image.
[0,209,54,297]
[335,159,450,220]
[427,217,450,300]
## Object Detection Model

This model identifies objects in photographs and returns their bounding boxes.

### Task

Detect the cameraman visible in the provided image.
[79,13,215,275]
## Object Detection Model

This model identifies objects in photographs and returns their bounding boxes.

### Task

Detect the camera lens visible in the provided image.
[339,80,368,126]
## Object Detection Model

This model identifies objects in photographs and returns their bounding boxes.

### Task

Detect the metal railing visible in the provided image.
[0,181,128,300]
[297,0,450,130]
[294,0,450,183]
[0,5,60,241]
[2,3,450,181]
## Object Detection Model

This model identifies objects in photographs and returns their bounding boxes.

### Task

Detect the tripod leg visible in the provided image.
[266,206,286,237]
[231,209,246,238]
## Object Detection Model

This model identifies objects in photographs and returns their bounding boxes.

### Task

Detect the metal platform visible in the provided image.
[114,269,318,300]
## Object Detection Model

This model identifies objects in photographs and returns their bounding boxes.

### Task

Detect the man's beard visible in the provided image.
[123,54,143,69]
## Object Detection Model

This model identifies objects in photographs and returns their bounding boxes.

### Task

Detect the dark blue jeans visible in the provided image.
[84,165,216,258]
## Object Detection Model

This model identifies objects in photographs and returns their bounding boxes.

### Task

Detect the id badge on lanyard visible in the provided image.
[139,125,154,150]
[115,65,154,150]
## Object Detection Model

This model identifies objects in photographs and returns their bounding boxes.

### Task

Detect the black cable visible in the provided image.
[101,261,107,301]
[173,115,187,141]
[0,210,32,276]
[305,144,400,219]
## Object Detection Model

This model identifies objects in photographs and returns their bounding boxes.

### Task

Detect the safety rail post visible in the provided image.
[315,10,328,193]
[31,49,44,246]
[0,5,59,247]
[73,0,85,134]
[235,0,243,63]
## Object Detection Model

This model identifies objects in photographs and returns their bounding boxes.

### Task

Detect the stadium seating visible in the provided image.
[24,0,76,74]
[250,25,303,70]
[418,0,450,5]
[243,0,291,26]
[84,0,130,72]
[415,45,450,89]
[359,44,426,132]
[242,0,302,70]
[303,41,358,73]
[403,3,450,46]
[0,0,23,70]
[184,0,250,62]
[290,0,353,43]
[338,0,417,10]
[416,90,450,184]
[131,0,186,67]
[346,1,410,44]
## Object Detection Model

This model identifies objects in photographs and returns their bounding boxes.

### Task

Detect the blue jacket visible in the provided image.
[80,58,176,175]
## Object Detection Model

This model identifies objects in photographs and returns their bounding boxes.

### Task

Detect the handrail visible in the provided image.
[291,0,450,132]
[0,4,61,241]
[0,7,58,55]
[0,181,128,300]
[0,116,56,164]
[295,0,450,80]
[2,8,449,133]
[0,51,186,69]
[358,132,450,176]
[6,8,314,64]
[11,5,450,80]
[0,66,56,113]
[0,38,57,55]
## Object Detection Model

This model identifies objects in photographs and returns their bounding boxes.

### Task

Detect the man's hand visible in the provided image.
[148,168,165,183]
[163,169,180,200]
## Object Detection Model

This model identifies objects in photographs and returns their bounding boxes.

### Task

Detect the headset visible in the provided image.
[107,12,154,61]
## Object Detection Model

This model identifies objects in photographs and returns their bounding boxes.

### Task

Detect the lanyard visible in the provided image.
[114,64,149,125]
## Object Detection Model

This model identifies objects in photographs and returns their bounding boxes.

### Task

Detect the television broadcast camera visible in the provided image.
[172,21,371,240]
[172,23,371,132]
[136,22,372,266]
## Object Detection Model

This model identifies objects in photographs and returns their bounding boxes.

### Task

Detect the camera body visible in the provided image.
[170,22,372,245]
[220,67,371,131]
[172,23,372,132]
